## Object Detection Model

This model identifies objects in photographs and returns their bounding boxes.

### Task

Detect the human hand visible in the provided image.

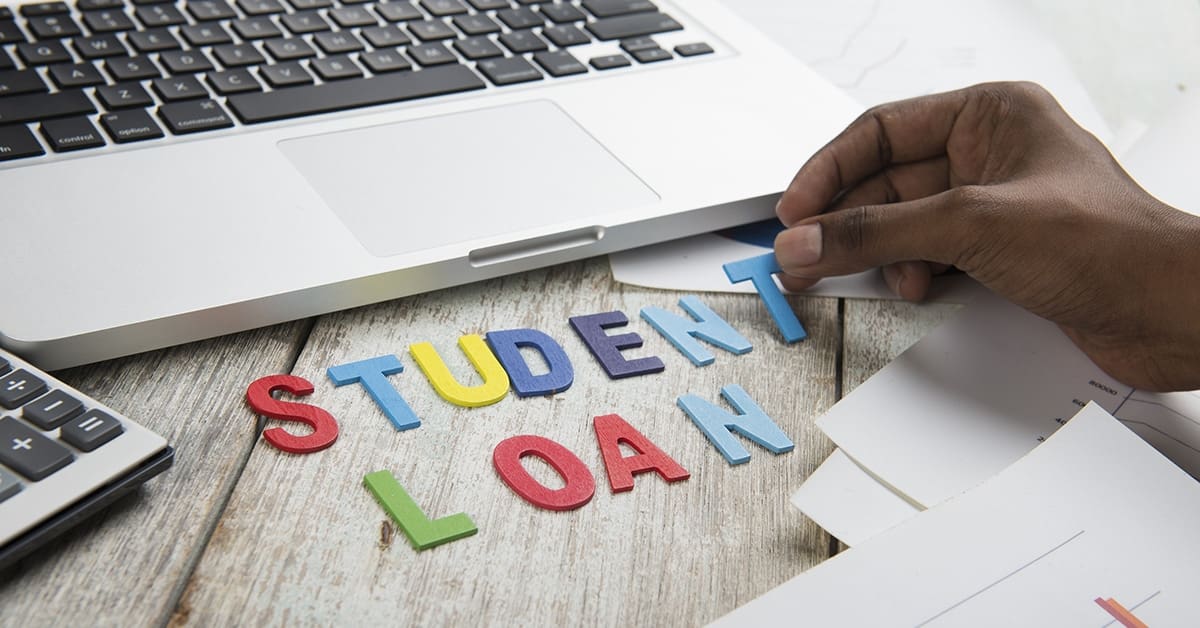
[773,81,1200,391]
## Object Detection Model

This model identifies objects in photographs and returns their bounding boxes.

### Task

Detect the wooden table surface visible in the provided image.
[0,257,958,626]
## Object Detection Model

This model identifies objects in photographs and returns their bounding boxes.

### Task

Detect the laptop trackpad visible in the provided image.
[278,100,659,257]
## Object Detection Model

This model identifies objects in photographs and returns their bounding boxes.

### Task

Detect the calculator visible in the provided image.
[0,348,173,569]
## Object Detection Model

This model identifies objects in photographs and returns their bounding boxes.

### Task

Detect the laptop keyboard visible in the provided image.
[0,0,713,161]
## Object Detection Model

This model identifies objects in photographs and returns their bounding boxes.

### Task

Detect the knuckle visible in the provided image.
[826,206,873,253]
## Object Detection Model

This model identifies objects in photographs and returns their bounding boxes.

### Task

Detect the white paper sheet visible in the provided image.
[717,404,1200,626]
[790,448,920,547]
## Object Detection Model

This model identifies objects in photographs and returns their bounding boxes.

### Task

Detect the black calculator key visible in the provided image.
[0,357,9,376]
[213,43,265,67]
[187,0,238,21]
[589,53,630,70]
[419,0,465,16]
[74,34,128,58]
[0,468,21,503]
[451,14,498,36]
[160,49,214,74]
[0,417,73,481]
[533,49,586,77]
[181,23,233,46]
[135,3,186,26]
[258,61,312,87]
[152,75,207,101]
[28,14,82,38]
[0,20,26,45]
[0,69,48,96]
[41,116,106,151]
[22,389,85,429]
[540,3,585,22]
[359,49,411,73]
[361,24,409,47]
[674,42,712,57]
[96,82,153,108]
[631,46,669,63]
[586,11,681,41]
[127,28,180,52]
[453,36,501,60]
[0,126,44,161]
[477,55,542,85]
[81,10,136,33]
[106,55,161,80]
[48,62,106,88]
[543,25,589,47]
[499,29,548,54]
[375,1,422,22]
[208,68,260,93]
[0,370,48,409]
[311,55,362,80]
[16,41,73,65]
[100,108,165,142]
[61,410,124,452]
[281,11,330,34]
[582,0,656,18]
[158,98,233,134]
[0,90,95,124]
[21,2,71,16]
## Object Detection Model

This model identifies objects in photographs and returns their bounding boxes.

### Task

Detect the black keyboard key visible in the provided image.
[152,75,207,100]
[237,0,285,14]
[499,29,547,54]
[466,0,507,9]
[0,469,21,503]
[0,90,94,125]
[0,20,24,45]
[186,0,237,20]
[208,67,260,93]
[375,1,421,21]
[81,9,136,32]
[0,50,12,71]
[288,0,332,9]
[0,370,48,410]
[258,60,312,86]
[543,24,589,47]
[16,41,73,65]
[281,11,330,34]
[41,116,106,151]
[582,0,655,18]
[497,7,540,29]
[0,357,9,375]
[329,5,377,27]
[100,108,164,142]
[96,81,154,108]
[408,42,454,66]
[361,25,409,47]
[540,3,585,23]
[127,28,180,52]
[586,11,680,40]
[231,17,281,39]
[181,23,233,46]
[618,35,655,53]
[213,43,265,67]
[73,33,128,58]
[0,417,73,481]
[408,19,455,41]
[265,36,316,59]
[77,0,126,9]
[0,69,48,96]
[106,55,161,80]
[453,35,501,60]
[477,55,541,85]
[420,0,466,16]
[533,49,586,77]
[310,54,362,80]
[135,3,186,26]
[158,98,233,133]
[450,14,498,36]
[228,62,483,123]
[313,31,363,54]
[61,409,124,452]
[589,53,629,70]
[22,389,85,429]
[0,7,9,19]
[28,14,82,38]
[631,46,669,63]
[359,48,411,73]
[0,125,45,161]
[48,62,106,88]
[674,42,713,57]
[21,2,71,17]
[160,49,214,74]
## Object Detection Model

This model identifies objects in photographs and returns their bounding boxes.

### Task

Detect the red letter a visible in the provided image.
[593,414,689,493]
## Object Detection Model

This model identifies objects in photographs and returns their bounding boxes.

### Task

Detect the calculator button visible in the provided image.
[23,389,85,430]
[0,467,21,502]
[61,409,124,452]
[0,357,10,376]
[0,417,74,480]
[0,370,49,410]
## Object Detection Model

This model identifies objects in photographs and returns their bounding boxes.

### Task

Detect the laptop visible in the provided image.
[0,0,858,370]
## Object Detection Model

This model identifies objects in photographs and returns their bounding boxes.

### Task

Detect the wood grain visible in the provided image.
[0,321,311,628]
[842,299,962,395]
[175,259,841,626]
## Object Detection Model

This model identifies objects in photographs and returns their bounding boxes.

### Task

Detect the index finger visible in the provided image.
[777,87,972,227]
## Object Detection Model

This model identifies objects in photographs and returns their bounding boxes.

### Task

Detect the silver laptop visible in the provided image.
[0,0,857,369]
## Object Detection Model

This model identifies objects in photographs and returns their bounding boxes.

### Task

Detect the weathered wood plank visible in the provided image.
[0,321,310,628]
[842,299,962,395]
[175,258,840,626]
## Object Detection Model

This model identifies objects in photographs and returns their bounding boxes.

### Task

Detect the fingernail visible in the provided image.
[776,223,822,267]
[774,198,782,215]
[882,265,905,296]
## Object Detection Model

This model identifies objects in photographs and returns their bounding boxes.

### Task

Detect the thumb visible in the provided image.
[774,187,988,279]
